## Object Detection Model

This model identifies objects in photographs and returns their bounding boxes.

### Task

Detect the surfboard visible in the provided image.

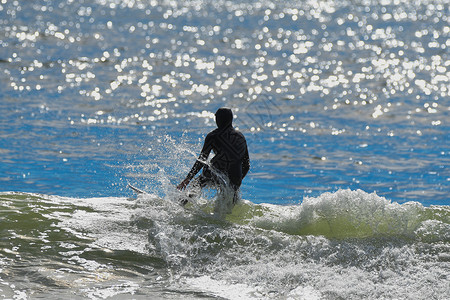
[127,184,146,194]
[127,183,191,206]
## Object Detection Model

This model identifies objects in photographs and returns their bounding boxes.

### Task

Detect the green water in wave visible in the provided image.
[228,189,449,240]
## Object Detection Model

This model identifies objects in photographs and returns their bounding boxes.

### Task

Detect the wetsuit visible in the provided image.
[181,108,250,196]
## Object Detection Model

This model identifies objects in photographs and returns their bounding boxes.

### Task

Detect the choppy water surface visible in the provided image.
[0,0,449,299]
[1,191,449,299]
[1,0,448,204]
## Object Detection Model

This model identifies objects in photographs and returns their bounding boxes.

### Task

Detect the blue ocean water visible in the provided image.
[0,0,449,299]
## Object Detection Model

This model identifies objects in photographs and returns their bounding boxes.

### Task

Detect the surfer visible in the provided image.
[177,108,250,205]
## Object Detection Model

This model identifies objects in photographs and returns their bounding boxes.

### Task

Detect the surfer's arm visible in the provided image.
[242,146,250,179]
[177,135,213,190]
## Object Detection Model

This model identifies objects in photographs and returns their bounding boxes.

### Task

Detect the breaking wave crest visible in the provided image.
[230,189,449,241]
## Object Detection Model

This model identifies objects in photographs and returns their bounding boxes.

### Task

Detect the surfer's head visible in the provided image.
[215,107,233,128]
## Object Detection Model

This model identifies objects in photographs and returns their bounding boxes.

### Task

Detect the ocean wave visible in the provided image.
[228,189,449,241]
[1,190,449,299]
[1,189,448,245]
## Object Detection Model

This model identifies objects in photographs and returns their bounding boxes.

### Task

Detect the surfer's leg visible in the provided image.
[179,173,214,206]
[232,191,238,204]
[178,178,200,206]
[189,174,214,195]
[232,185,240,204]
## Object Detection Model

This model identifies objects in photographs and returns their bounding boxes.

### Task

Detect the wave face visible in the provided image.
[239,189,449,240]
[1,190,448,299]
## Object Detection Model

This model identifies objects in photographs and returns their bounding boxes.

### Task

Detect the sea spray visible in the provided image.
[124,134,197,197]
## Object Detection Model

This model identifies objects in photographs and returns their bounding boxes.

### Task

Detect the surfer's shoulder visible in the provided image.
[233,128,246,139]
[206,129,217,137]
[205,129,218,142]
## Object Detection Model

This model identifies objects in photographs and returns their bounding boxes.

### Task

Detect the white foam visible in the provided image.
[184,275,262,299]
[248,189,428,238]
[286,286,322,300]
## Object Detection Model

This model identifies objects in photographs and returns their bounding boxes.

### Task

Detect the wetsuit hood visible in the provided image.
[215,108,233,128]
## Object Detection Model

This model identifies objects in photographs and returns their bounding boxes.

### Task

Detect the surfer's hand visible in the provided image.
[177,178,190,190]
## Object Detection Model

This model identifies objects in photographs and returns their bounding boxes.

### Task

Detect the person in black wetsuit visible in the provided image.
[177,108,250,204]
